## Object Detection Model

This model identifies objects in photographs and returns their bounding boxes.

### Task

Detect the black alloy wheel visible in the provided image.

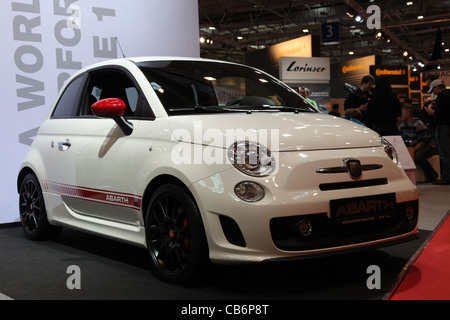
[145,184,208,284]
[19,173,61,240]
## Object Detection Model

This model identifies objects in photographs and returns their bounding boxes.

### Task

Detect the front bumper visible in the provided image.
[190,147,419,264]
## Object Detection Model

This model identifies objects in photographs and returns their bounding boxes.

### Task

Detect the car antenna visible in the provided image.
[115,37,126,58]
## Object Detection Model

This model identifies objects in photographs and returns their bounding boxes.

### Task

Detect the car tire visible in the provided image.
[18,173,62,240]
[144,184,208,285]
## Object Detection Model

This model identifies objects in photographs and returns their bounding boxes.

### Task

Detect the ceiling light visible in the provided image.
[346,9,354,18]
[417,16,424,19]
[349,51,354,55]
[199,37,205,44]
[237,36,244,40]
[407,2,413,5]
[445,48,450,52]
[403,50,408,56]
[355,15,363,23]
[302,28,309,33]
[418,62,425,67]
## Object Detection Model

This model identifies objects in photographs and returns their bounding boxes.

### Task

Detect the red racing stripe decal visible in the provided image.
[42,181,142,211]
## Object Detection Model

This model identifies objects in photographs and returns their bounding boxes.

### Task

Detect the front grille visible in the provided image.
[270,200,418,251]
[319,178,388,191]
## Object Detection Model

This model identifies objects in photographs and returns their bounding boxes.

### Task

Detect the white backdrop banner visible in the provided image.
[0,0,200,224]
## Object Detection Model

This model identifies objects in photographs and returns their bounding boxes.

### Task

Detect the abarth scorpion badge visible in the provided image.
[344,159,362,179]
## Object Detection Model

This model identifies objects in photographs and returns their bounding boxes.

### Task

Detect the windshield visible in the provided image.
[137,60,316,115]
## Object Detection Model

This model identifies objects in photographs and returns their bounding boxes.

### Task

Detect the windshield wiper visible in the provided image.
[232,105,310,114]
[168,105,312,114]
[168,106,239,114]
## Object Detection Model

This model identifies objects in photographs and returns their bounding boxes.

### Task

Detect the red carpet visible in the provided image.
[389,212,450,300]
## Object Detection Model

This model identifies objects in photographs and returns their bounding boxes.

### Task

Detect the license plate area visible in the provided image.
[330,193,396,225]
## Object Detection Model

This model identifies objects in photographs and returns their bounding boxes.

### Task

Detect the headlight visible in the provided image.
[380,137,399,165]
[227,141,276,177]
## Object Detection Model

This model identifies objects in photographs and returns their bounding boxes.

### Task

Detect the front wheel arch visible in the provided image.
[142,175,199,222]
[143,181,209,284]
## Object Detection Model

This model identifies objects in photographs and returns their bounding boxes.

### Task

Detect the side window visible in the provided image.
[81,69,154,119]
[51,74,85,118]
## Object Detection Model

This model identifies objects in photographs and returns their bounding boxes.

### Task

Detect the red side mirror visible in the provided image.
[91,98,133,136]
[91,98,126,117]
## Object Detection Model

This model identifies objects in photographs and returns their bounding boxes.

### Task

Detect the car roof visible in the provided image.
[128,56,247,70]
[71,56,243,79]
[128,56,207,63]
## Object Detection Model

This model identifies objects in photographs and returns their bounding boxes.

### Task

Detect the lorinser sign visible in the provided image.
[280,57,330,82]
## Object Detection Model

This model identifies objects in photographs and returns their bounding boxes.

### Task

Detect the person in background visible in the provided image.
[329,103,341,117]
[299,87,319,111]
[427,79,450,184]
[403,98,413,108]
[367,76,402,136]
[344,75,374,125]
[398,104,438,182]
[418,98,437,142]
[403,98,420,118]
[345,109,366,126]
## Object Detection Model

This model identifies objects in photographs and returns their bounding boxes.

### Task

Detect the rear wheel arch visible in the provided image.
[18,171,62,240]
[17,167,37,193]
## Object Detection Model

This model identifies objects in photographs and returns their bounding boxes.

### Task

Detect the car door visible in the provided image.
[39,73,87,223]
[45,67,150,226]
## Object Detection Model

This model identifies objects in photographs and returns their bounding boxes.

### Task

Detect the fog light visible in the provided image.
[234,182,265,202]
[405,205,414,220]
[297,219,313,237]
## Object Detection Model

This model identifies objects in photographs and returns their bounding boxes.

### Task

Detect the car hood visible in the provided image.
[168,113,381,152]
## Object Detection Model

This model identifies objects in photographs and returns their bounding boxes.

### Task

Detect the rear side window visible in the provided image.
[51,75,85,118]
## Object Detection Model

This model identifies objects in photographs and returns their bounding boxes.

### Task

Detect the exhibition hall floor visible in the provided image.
[0,183,449,301]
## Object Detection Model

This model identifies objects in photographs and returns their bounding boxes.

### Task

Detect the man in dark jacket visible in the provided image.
[428,79,450,184]
[344,75,374,126]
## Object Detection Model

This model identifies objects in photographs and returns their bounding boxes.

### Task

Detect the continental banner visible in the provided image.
[370,65,408,85]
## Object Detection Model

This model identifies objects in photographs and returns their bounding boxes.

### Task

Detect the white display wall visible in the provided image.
[0,0,200,224]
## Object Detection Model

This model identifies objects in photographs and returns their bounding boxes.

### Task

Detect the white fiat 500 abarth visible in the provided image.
[18,57,419,284]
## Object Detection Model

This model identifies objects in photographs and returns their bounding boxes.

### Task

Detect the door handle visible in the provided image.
[58,140,72,151]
